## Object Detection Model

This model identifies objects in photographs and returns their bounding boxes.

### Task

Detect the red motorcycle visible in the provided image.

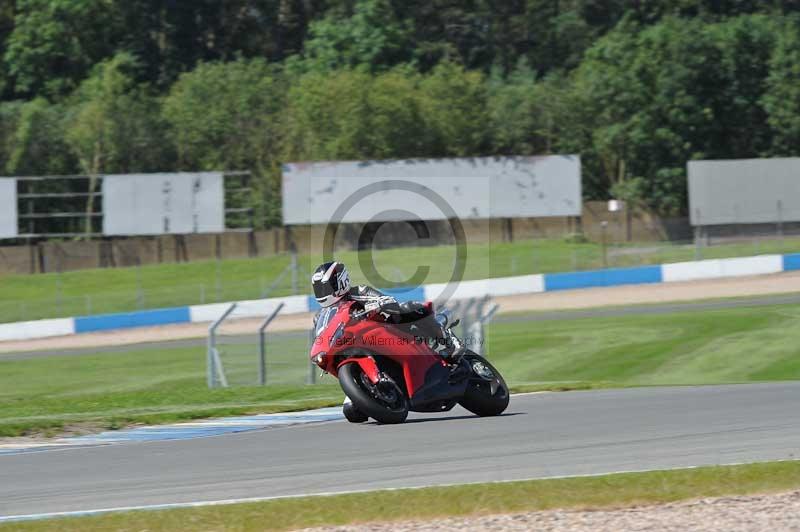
[310,299,509,424]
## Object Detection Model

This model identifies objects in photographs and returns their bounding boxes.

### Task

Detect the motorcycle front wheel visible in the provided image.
[338,362,409,424]
[458,352,510,417]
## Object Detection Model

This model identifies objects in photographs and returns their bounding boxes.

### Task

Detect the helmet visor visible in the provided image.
[313,280,335,301]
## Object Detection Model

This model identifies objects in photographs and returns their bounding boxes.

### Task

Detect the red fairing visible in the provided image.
[337,356,380,384]
[310,300,443,397]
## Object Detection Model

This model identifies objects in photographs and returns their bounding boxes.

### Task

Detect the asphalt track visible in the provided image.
[2,382,799,519]
[5,292,800,361]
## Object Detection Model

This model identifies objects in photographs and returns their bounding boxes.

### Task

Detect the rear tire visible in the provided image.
[338,362,409,424]
[458,352,510,417]
[343,401,368,423]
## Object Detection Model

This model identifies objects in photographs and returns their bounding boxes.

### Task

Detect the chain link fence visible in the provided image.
[3,224,800,325]
[504,230,800,277]
[209,306,316,388]
[0,253,307,323]
[214,331,316,388]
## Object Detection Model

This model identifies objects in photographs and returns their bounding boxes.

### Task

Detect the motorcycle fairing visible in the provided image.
[407,361,469,412]
[355,320,442,397]
[337,356,380,384]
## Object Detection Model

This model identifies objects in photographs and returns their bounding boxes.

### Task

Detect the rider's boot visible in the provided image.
[429,328,464,364]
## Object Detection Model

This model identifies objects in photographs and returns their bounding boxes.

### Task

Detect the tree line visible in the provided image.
[1,1,799,227]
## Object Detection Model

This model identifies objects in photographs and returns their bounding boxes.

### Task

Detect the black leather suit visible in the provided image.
[313,285,444,345]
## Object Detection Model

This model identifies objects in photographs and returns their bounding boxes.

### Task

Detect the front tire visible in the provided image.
[338,362,409,424]
[458,352,510,417]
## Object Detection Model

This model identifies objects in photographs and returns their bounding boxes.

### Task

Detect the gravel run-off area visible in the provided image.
[303,490,800,532]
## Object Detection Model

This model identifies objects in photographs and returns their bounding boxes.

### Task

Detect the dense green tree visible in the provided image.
[0,100,22,171]
[397,0,620,75]
[395,0,493,71]
[115,0,290,88]
[0,0,14,98]
[299,0,414,72]
[488,60,560,155]
[65,53,168,175]
[570,15,780,213]
[763,16,800,155]
[362,67,429,157]
[1,0,800,221]
[4,0,123,97]
[163,58,287,227]
[283,63,489,161]
[283,69,380,160]
[418,61,488,157]
[163,58,284,171]
[65,53,168,232]
[5,97,76,175]
[707,14,777,159]
[488,63,577,158]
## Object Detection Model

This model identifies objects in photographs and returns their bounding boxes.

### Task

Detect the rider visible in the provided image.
[311,261,461,361]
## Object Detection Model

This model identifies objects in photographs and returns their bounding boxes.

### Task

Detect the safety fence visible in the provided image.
[2,251,799,343]
[5,228,800,326]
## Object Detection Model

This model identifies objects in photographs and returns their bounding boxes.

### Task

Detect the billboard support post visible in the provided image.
[291,252,298,295]
[601,221,609,268]
[694,208,703,260]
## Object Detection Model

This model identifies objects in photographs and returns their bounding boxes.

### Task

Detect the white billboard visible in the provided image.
[103,173,225,235]
[689,158,800,226]
[282,156,581,225]
[0,179,17,238]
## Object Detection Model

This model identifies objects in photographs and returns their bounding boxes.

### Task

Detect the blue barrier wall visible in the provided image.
[74,307,191,334]
[21,252,800,339]
[783,253,800,272]
[543,265,663,292]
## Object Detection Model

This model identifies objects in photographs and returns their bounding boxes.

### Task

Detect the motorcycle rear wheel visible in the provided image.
[338,362,409,424]
[458,352,510,417]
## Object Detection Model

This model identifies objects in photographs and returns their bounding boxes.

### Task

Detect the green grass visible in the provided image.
[1,235,800,323]
[0,338,345,437]
[2,302,800,437]
[5,460,800,531]
[487,303,800,387]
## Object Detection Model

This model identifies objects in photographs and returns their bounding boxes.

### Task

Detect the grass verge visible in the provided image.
[5,460,800,531]
[2,301,800,437]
